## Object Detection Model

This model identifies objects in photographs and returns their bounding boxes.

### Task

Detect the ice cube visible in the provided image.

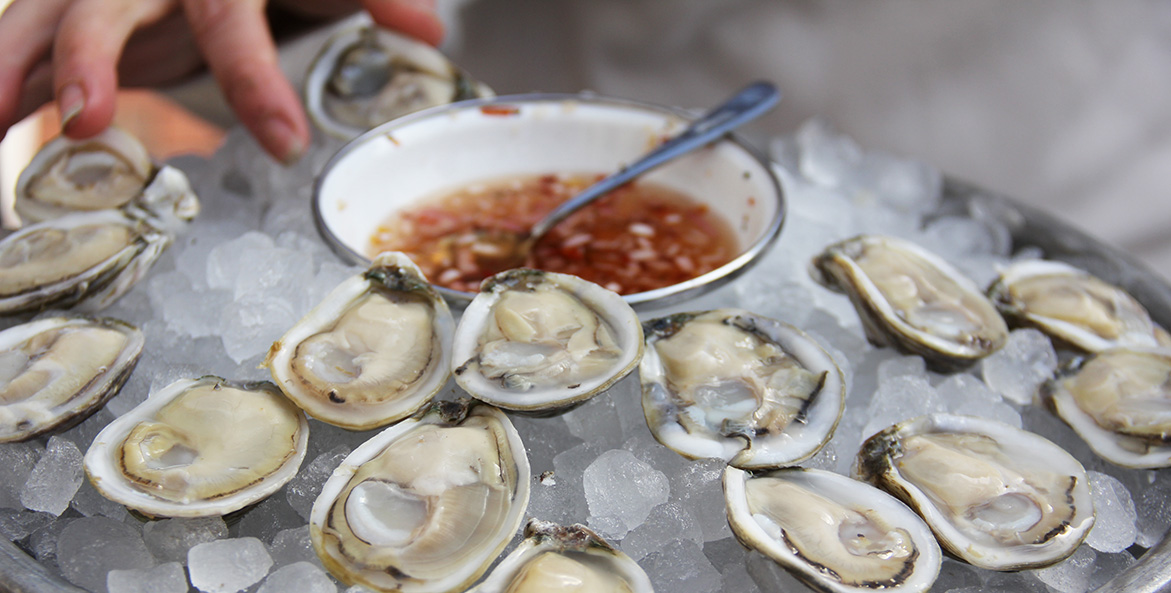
[142,517,229,565]
[20,436,84,517]
[56,516,155,593]
[1085,471,1138,553]
[257,561,338,593]
[583,449,669,539]
[188,537,273,593]
[981,329,1058,406]
[107,562,188,593]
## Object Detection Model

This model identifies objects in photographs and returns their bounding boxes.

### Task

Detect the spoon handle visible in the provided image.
[529,81,781,240]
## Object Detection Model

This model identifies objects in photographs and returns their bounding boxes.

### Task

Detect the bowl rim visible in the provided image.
[311,91,786,309]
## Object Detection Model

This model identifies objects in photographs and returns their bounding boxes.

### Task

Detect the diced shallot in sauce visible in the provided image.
[368,174,740,294]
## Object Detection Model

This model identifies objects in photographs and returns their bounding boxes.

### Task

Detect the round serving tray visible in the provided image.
[3,179,1169,592]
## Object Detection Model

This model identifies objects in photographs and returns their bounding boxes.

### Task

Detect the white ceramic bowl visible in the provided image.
[312,93,785,308]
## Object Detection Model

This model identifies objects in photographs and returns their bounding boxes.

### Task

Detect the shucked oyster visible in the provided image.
[854,414,1094,571]
[14,127,152,224]
[0,316,143,442]
[304,16,492,140]
[724,466,941,593]
[265,252,453,430]
[310,400,529,593]
[811,234,1008,371]
[467,519,653,593]
[1042,347,1171,468]
[84,376,308,518]
[452,269,643,413]
[641,309,844,469]
[0,159,198,315]
[989,259,1171,352]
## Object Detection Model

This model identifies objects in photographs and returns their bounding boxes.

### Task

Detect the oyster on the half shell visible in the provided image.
[84,376,308,518]
[467,519,654,593]
[0,316,143,442]
[641,308,844,469]
[452,269,643,413]
[310,400,529,593]
[988,259,1171,352]
[14,127,152,224]
[1042,347,1171,468]
[854,414,1094,571]
[265,252,453,430]
[724,466,941,593]
[811,234,1008,371]
[304,16,492,140]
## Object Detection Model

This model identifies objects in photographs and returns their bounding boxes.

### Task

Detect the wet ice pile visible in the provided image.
[1,119,1168,593]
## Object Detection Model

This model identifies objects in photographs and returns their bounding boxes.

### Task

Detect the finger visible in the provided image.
[52,0,177,138]
[0,0,71,138]
[181,0,309,164]
[362,0,445,47]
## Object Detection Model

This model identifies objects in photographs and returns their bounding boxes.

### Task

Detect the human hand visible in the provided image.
[0,0,444,164]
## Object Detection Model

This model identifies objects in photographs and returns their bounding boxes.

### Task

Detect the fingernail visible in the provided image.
[58,83,84,131]
[263,116,306,165]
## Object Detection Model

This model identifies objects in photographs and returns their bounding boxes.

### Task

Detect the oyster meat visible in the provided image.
[724,466,941,593]
[989,259,1171,352]
[467,519,653,593]
[1042,347,1171,468]
[265,252,453,430]
[854,414,1094,570]
[14,127,152,223]
[0,316,143,442]
[811,234,1008,371]
[310,400,529,593]
[304,16,492,140]
[0,152,198,315]
[641,309,844,469]
[84,376,308,517]
[452,269,643,413]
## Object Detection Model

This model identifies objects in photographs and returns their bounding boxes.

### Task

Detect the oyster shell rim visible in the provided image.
[82,375,309,518]
[811,234,1009,371]
[723,465,942,593]
[640,308,845,469]
[264,251,455,431]
[466,518,654,593]
[451,268,644,414]
[988,258,1171,353]
[0,315,144,443]
[1041,346,1171,469]
[309,399,531,593]
[853,413,1095,571]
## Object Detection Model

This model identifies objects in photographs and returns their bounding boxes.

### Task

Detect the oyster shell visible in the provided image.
[452,269,643,413]
[641,309,844,469]
[988,259,1171,352]
[0,158,198,315]
[14,127,152,224]
[265,252,453,430]
[467,519,653,593]
[310,400,530,593]
[304,16,492,140]
[0,316,143,442]
[0,210,171,314]
[811,234,1008,371]
[854,414,1094,570]
[1042,347,1171,468]
[724,466,941,593]
[84,376,308,518]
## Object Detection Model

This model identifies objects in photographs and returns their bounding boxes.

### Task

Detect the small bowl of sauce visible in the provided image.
[313,93,785,308]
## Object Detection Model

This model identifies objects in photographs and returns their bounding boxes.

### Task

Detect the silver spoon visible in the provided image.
[442,80,781,272]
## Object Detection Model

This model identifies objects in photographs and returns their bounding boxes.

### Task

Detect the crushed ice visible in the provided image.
[0,119,1162,593]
